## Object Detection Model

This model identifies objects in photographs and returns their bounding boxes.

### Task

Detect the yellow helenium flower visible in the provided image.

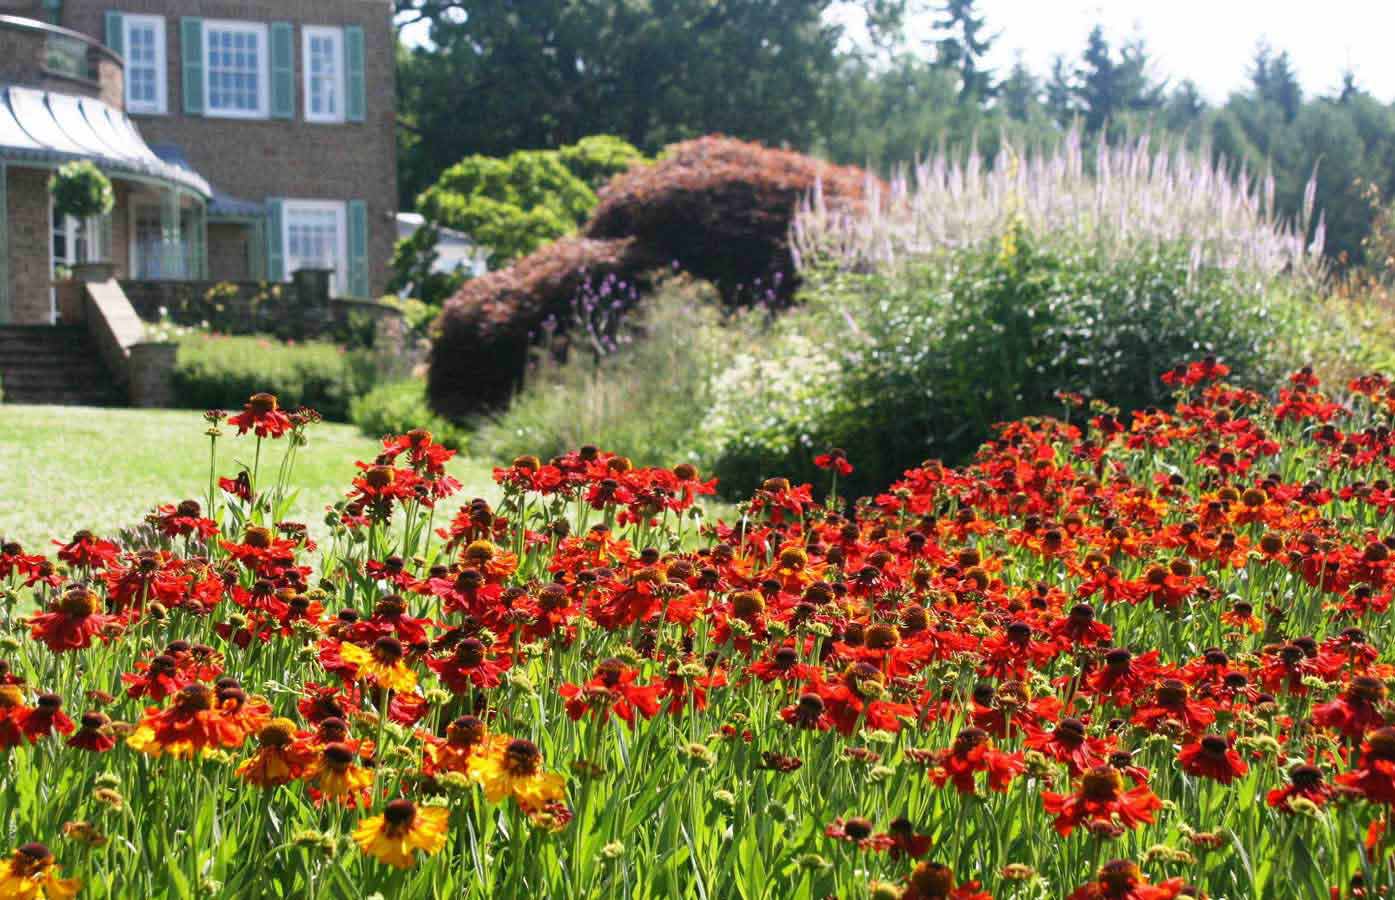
[0,844,80,900]
[468,738,566,810]
[304,743,374,804]
[339,638,418,692]
[352,800,448,869]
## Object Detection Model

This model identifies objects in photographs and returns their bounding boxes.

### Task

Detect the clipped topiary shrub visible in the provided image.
[585,135,872,301]
[429,136,874,417]
[50,160,114,221]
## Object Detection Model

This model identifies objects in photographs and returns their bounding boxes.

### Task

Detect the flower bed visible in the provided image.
[1,366,1394,898]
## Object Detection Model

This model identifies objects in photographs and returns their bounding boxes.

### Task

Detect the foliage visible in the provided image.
[49,161,114,222]
[378,294,441,336]
[428,235,660,417]
[471,278,743,466]
[350,377,469,450]
[171,334,375,422]
[558,135,649,189]
[386,224,470,306]
[429,136,871,417]
[396,1,1395,267]
[710,233,1289,494]
[402,135,647,300]
[393,0,899,205]
[416,150,590,265]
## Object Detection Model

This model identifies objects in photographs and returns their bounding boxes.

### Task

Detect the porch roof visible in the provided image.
[0,85,211,198]
[149,143,261,219]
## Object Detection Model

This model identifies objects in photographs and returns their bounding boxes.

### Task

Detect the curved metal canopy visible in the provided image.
[0,85,211,197]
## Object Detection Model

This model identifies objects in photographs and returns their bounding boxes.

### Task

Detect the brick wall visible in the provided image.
[207,220,252,281]
[0,22,47,89]
[93,53,123,107]
[59,0,398,298]
[0,17,123,103]
[0,15,124,101]
[7,166,52,324]
[109,181,130,278]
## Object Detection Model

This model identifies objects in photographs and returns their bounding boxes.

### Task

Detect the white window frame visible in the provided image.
[282,200,348,293]
[202,19,270,119]
[302,25,345,124]
[122,14,167,115]
[51,202,101,322]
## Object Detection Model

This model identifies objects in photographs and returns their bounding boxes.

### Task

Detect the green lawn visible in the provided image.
[0,405,495,551]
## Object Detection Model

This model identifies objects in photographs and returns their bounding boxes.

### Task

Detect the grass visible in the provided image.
[0,405,495,550]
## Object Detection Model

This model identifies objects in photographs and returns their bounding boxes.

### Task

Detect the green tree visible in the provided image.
[931,0,996,102]
[394,1,904,205]
[999,55,1041,122]
[1044,54,1076,125]
[1162,80,1206,132]
[393,136,646,299]
[1072,26,1165,133]
[1250,43,1302,121]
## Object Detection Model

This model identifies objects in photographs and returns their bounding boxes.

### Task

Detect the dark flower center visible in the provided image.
[503,738,541,776]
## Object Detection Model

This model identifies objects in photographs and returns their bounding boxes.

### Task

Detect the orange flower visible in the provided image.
[304,742,374,807]
[422,715,492,777]
[235,718,316,787]
[126,684,252,759]
[459,540,518,582]
[228,392,293,438]
[1040,767,1162,837]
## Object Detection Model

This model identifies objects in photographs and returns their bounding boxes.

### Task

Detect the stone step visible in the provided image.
[0,325,126,406]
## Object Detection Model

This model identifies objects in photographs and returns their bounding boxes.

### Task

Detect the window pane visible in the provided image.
[285,205,344,292]
[135,206,164,279]
[307,31,340,119]
[125,21,161,109]
[207,26,262,113]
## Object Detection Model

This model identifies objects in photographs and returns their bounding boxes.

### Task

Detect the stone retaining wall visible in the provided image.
[120,274,402,344]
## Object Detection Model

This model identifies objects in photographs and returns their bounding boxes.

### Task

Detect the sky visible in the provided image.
[964,0,1395,103]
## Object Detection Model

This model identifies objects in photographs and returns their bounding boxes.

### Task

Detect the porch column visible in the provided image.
[191,200,207,280]
[161,189,182,278]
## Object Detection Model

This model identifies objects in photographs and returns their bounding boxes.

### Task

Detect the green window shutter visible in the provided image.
[345,26,365,123]
[270,22,294,119]
[265,199,285,282]
[347,200,368,297]
[180,18,204,115]
[104,12,124,58]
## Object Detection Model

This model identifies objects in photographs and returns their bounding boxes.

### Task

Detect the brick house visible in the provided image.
[0,0,396,327]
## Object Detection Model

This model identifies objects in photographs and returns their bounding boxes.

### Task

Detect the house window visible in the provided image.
[52,211,99,272]
[131,204,193,279]
[303,26,344,123]
[204,20,269,118]
[283,200,347,292]
[124,15,166,114]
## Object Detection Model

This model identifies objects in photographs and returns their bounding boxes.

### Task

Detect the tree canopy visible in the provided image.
[396,1,1395,266]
